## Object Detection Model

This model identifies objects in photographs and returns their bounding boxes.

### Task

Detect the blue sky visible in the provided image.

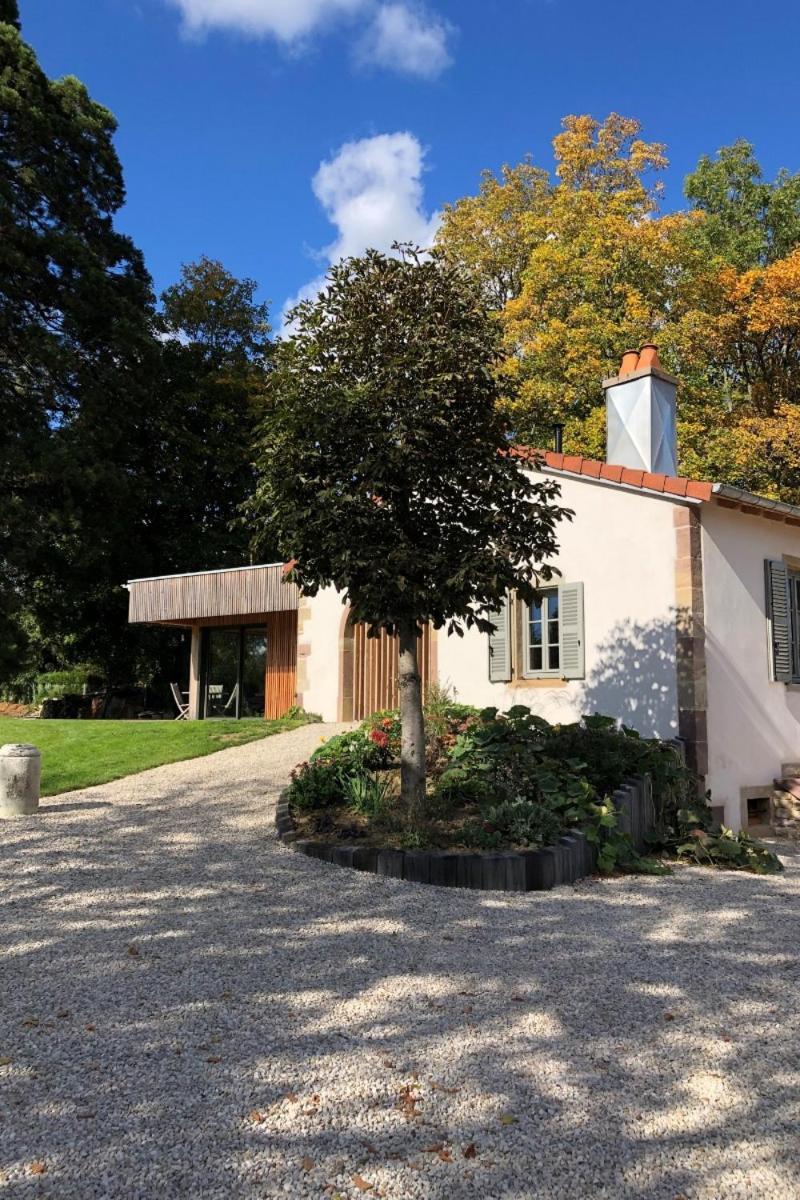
[21,0,800,325]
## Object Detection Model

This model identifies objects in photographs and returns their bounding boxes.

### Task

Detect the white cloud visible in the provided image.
[163,0,453,76]
[283,131,440,325]
[357,3,451,78]
[166,0,367,43]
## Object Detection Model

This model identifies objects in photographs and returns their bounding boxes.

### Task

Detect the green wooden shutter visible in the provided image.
[487,594,512,683]
[765,559,793,682]
[559,582,585,679]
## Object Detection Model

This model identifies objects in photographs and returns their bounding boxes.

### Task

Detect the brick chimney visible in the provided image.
[602,344,678,475]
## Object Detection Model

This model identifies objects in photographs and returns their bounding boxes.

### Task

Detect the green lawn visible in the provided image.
[0,717,307,796]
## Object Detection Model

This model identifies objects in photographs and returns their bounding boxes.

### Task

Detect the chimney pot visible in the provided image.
[637,343,661,371]
[619,350,640,377]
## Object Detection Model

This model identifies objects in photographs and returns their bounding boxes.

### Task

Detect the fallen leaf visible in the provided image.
[382,1059,395,1069]
[437,1149,453,1162]
[361,1141,377,1154]
[423,1143,444,1153]
[462,1005,473,1014]
[22,1018,38,1028]
[396,1083,421,1120]
[431,1082,461,1094]
[85,1025,95,1032]
[57,1010,71,1019]
[126,945,140,957]
[463,1143,477,1159]
[664,1012,676,1021]
[300,1157,314,1171]
[249,1110,265,1124]
[499,1113,517,1126]
[29,1162,46,1175]
[284,1092,299,1103]
[352,1175,373,1192]
[206,1056,222,1064]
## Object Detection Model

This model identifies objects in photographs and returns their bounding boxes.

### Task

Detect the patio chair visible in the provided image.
[170,682,189,720]
[222,683,239,715]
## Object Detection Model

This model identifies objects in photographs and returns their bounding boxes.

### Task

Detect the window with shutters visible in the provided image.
[488,584,585,683]
[791,572,800,681]
[523,589,561,676]
[765,559,800,683]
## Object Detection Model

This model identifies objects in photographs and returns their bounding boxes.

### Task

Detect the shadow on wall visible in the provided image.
[581,616,678,739]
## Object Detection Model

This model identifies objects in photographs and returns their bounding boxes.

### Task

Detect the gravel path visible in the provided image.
[1,722,799,1200]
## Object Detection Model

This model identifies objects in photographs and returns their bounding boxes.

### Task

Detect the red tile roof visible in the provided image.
[511,447,715,503]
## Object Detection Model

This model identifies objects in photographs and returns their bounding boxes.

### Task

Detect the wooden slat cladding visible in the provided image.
[349,622,434,721]
[265,612,298,720]
[127,564,298,625]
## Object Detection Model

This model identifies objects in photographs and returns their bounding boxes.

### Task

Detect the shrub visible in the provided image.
[462,797,562,849]
[287,760,344,811]
[33,666,103,701]
[281,705,323,723]
[311,729,392,771]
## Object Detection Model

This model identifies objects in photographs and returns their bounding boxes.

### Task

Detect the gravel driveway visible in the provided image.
[1,722,799,1200]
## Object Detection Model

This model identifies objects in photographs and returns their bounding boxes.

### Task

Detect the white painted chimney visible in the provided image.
[602,344,678,476]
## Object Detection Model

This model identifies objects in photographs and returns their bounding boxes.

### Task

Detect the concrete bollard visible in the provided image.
[0,744,41,818]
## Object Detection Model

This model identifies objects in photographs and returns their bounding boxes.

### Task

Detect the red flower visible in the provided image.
[370,729,389,748]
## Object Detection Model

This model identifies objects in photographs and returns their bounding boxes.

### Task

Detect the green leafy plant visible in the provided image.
[462,797,562,849]
[281,705,323,723]
[312,729,392,771]
[676,821,783,873]
[343,770,394,818]
[287,760,344,811]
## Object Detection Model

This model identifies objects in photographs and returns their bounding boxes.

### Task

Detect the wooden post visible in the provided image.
[188,627,202,720]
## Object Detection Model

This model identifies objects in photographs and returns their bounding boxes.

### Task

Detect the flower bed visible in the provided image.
[277,698,782,887]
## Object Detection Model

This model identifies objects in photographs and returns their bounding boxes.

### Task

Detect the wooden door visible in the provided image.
[344,620,434,721]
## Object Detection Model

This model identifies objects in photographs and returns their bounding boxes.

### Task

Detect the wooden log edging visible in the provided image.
[275,774,656,892]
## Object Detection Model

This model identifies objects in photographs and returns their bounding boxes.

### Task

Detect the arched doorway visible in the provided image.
[339,616,435,721]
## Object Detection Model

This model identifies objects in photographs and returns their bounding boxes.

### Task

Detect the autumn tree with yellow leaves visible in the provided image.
[437,115,800,501]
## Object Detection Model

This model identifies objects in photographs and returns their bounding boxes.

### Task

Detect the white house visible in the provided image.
[126,347,800,832]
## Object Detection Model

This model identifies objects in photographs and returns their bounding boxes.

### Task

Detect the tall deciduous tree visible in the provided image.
[684,140,800,269]
[152,257,272,574]
[0,1,156,682]
[249,247,569,810]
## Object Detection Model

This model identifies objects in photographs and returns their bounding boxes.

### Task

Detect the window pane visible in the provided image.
[527,589,560,674]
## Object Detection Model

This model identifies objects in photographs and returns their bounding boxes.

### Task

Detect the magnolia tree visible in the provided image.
[250,246,570,813]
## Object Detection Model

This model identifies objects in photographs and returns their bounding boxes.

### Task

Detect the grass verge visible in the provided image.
[0,717,307,796]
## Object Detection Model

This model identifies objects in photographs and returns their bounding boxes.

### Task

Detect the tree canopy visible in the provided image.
[0,13,273,694]
[437,114,800,500]
[249,246,569,805]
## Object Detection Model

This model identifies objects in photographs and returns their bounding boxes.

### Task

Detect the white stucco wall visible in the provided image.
[298,584,349,722]
[701,504,800,826]
[436,472,682,739]
[300,472,684,739]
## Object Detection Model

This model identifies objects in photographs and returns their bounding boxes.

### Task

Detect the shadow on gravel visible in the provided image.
[1,773,799,1200]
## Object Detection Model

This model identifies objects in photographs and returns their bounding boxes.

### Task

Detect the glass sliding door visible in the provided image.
[241,629,267,716]
[202,626,268,719]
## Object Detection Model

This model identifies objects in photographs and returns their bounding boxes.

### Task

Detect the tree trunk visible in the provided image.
[398,620,426,817]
